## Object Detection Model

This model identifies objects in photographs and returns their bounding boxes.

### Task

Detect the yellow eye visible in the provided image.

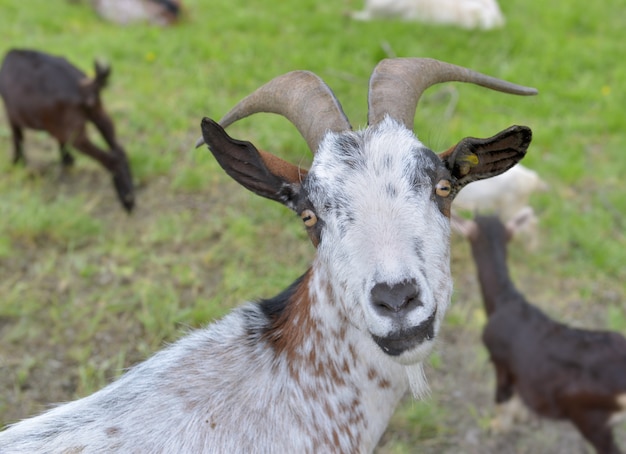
[435,179,451,197]
[301,209,318,227]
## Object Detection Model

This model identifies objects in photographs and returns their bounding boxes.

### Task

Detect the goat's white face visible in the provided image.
[198,61,534,365]
[304,118,452,364]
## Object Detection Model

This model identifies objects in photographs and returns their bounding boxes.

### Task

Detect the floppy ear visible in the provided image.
[199,117,305,210]
[439,125,532,196]
[94,59,111,88]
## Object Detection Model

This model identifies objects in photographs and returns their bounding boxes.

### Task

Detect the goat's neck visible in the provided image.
[470,241,518,315]
[262,267,408,450]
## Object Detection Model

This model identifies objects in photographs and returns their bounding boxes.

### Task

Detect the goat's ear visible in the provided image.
[94,59,111,88]
[505,206,536,240]
[450,212,478,240]
[200,118,304,210]
[440,125,532,194]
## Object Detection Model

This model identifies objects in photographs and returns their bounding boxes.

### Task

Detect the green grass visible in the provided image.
[0,0,625,450]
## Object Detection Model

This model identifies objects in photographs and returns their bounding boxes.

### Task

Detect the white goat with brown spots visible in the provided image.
[0,58,536,453]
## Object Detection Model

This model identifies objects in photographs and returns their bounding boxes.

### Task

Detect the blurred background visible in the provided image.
[0,0,624,452]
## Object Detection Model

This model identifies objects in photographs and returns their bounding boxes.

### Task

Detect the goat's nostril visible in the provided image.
[404,292,418,309]
[371,280,421,315]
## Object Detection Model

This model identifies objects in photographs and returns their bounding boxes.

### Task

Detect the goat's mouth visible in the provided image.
[371,310,436,356]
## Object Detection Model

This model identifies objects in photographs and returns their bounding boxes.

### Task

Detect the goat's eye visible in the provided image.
[435,179,451,197]
[301,210,318,227]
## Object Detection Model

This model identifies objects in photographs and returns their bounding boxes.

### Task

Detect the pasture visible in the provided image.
[0,0,624,451]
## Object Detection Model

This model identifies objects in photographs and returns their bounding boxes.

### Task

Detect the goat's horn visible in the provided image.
[196,71,352,153]
[368,58,538,129]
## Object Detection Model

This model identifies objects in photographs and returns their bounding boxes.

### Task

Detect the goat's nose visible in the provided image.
[371,280,421,317]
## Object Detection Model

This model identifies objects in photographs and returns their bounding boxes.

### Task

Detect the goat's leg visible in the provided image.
[493,360,515,403]
[10,122,25,164]
[58,142,75,167]
[70,128,116,171]
[567,407,621,454]
[71,128,134,211]
[88,108,119,151]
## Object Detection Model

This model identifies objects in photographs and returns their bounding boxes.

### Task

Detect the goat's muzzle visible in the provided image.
[371,310,436,356]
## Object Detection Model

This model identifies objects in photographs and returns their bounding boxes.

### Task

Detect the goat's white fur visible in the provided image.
[351,0,505,30]
[0,118,454,452]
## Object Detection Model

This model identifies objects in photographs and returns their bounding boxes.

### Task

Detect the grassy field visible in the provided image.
[0,0,625,452]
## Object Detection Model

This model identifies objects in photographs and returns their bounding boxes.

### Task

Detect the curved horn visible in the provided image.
[196,71,352,153]
[368,58,538,129]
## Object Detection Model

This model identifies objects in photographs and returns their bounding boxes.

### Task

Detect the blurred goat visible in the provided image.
[453,164,547,221]
[92,0,183,26]
[0,49,134,211]
[453,208,626,454]
[351,0,505,30]
[0,58,535,452]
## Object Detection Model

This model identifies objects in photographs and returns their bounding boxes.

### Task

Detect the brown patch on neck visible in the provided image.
[263,271,352,389]
[262,270,317,359]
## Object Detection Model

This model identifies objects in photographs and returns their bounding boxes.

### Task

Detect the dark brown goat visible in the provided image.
[0,49,134,211]
[453,208,626,454]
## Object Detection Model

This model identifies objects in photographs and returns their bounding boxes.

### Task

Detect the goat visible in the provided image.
[351,0,505,30]
[91,0,183,26]
[453,208,626,454]
[0,49,135,212]
[0,58,535,453]
[453,163,547,221]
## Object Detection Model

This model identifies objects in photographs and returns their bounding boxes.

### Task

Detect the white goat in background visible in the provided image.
[0,58,536,453]
[351,0,505,30]
[91,0,182,26]
[453,164,548,221]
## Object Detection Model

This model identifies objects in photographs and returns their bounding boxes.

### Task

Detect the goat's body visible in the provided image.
[351,0,505,30]
[0,272,408,453]
[465,215,626,454]
[0,50,93,144]
[484,296,626,417]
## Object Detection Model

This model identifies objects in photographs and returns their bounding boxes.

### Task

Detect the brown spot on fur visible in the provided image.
[105,426,121,437]
[308,346,317,365]
[289,362,301,383]
[333,324,347,342]
[348,343,358,366]
[315,327,324,343]
[302,383,318,401]
[378,378,392,389]
[324,401,336,419]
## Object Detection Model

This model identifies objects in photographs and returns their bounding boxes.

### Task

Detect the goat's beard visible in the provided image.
[404,363,430,399]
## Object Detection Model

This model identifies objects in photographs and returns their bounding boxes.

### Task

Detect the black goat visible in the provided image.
[0,48,134,211]
[453,208,626,454]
